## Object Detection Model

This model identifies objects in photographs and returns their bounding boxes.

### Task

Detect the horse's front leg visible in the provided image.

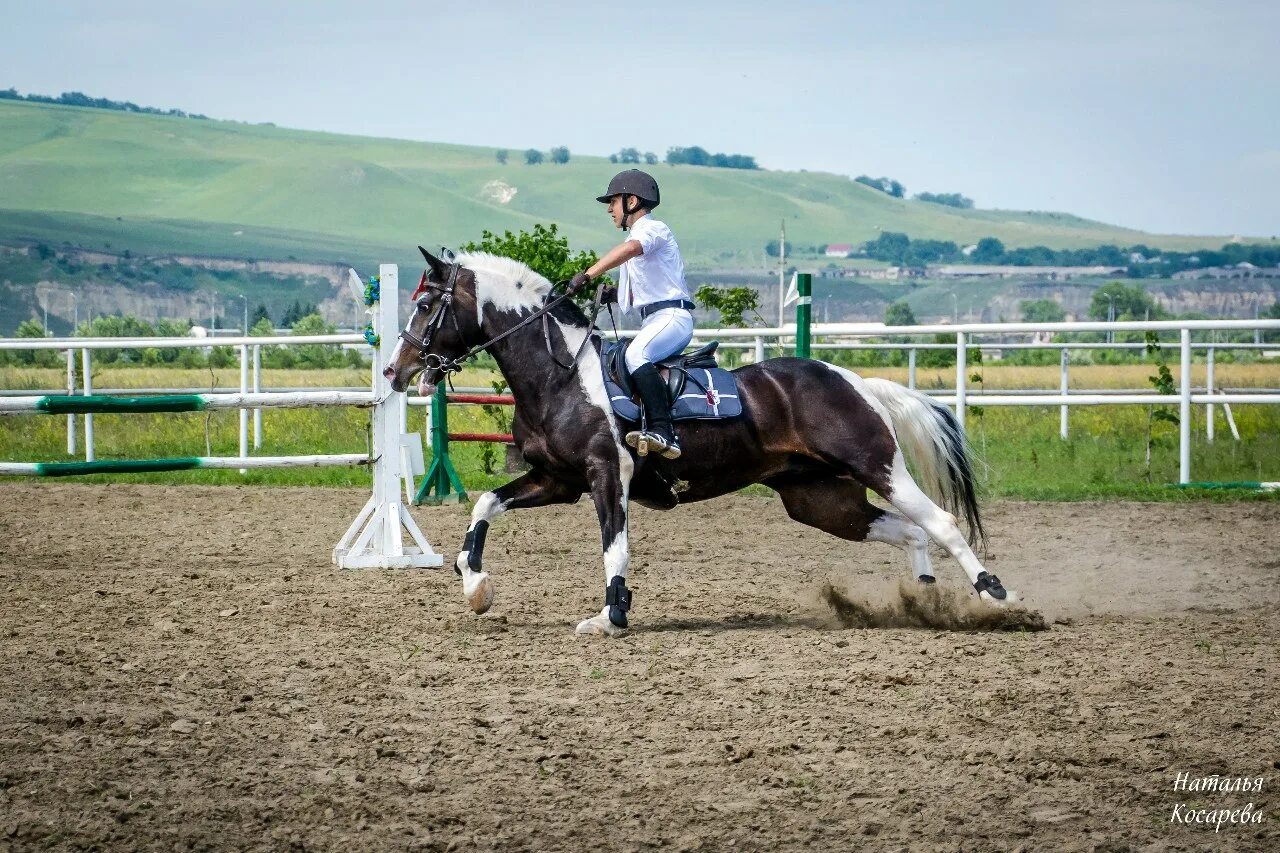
[575,454,635,637]
[457,469,580,615]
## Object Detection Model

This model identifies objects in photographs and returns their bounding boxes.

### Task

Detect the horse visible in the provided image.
[384,248,1014,636]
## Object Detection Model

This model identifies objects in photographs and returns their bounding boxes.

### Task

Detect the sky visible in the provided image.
[4,0,1278,238]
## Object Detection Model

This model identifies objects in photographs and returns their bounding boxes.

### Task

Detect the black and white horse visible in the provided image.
[385,249,1014,636]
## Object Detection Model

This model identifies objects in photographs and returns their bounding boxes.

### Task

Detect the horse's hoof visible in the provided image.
[575,613,628,637]
[463,571,494,615]
[973,571,1009,602]
[980,587,1020,606]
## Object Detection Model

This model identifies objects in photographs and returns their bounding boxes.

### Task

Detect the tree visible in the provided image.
[616,148,640,164]
[971,237,1006,264]
[854,175,905,197]
[914,192,974,209]
[644,152,657,165]
[764,240,782,258]
[1088,281,1166,321]
[864,231,911,264]
[460,223,602,309]
[884,301,917,326]
[524,148,543,165]
[1020,299,1066,323]
[549,146,570,165]
[695,285,760,327]
[291,313,342,368]
[608,153,618,163]
[251,304,271,327]
[495,149,508,165]
[13,319,58,367]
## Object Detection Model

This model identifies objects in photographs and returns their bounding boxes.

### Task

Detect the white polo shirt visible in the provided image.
[618,215,691,312]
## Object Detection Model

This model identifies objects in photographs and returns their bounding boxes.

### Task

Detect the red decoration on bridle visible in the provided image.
[410,270,429,301]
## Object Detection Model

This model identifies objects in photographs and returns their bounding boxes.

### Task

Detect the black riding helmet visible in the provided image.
[596,169,660,230]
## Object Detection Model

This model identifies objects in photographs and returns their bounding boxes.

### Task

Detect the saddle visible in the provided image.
[601,340,743,423]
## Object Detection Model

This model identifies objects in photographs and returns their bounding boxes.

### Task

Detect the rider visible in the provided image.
[569,169,694,460]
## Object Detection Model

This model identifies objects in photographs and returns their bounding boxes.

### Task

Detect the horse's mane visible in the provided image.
[457,252,589,327]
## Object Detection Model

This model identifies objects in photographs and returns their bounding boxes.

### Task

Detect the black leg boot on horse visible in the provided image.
[626,362,681,459]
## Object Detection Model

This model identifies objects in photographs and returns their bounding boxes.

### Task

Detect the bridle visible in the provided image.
[396,254,607,379]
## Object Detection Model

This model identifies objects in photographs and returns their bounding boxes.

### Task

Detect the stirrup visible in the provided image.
[625,429,672,458]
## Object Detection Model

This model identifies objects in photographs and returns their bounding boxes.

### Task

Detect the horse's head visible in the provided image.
[382,246,483,395]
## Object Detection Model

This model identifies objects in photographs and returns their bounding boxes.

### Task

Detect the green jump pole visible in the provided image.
[415,382,467,505]
[794,272,812,359]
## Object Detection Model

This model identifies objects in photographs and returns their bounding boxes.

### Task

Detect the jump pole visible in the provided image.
[794,273,812,358]
[333,264,443,569]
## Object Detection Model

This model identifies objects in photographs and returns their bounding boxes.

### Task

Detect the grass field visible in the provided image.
[1,363,1277,501]
[0,100,1255,275]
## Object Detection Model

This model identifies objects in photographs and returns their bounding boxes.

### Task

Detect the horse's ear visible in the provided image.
[417,245,449,281]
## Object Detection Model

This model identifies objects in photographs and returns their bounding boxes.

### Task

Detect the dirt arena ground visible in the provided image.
[1,484,1276,852]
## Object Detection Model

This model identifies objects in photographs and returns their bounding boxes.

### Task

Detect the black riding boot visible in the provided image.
[626,363,680,459]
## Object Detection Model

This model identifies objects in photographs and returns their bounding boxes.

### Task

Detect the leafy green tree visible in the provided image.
[616,148,641,164]
[1262,300,1280,342]
[1020,299,1066,323]
[251,304,271,327]
[864,231,911,264]
[13,319,58,366]
[290,313,342,368]
[884,301,917,326]
[495,149,508,165]
[549,146,570,165]
[914,192,974,209]
[524,148,543,165]
[971,237,1006,264]
[643,152,657,165]
[695,285,761,327]
[1088,281,1166,321]
[460,224,603,309]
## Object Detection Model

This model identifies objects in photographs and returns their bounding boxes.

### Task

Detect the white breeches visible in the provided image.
[624,308,695,374]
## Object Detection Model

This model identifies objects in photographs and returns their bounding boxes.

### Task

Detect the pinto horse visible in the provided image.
[384,248,1014,636]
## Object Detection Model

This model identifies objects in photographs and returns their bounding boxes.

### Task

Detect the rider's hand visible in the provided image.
[568,271,592,293]
[599,284,618,303]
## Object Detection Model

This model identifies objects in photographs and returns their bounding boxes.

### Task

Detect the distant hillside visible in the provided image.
[0,99,1252,274]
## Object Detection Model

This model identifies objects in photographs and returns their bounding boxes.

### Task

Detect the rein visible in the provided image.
[399,262,606,378]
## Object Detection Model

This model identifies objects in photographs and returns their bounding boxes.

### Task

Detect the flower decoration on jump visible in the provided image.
[363,323,379,347]
[363,275,381,307]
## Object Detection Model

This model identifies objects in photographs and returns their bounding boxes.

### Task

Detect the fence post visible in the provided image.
[794,273,812,358]
[252,344,262,449]
[81,348,94,462]
[1059,347,1069,440]
[1179,328,1191,484]
[955,331,967,432]
[416,382,467,505]
[908,348,917,390]
[1205,345,1215,443]
[65,348,76,455]
[754,336,765,364]
[238,344,249,472]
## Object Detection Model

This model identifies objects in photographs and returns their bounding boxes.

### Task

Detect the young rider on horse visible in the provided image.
[568,169,694,460]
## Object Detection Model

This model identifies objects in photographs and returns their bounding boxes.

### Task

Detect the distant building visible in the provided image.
[825,243,853,258]
[1172,263,1280,280]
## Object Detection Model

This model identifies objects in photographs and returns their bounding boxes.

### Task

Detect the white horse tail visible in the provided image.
[860,377,985,547]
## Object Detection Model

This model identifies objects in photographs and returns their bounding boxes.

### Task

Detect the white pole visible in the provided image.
[1205,345,1215,443]
[81,348,94,462]
[754,336,764,364]
[239,344,249,473]
[252,345,262,449]
[908,348,917,390]
[1179,327,1191,484]
[65,348,76,455]
[1059,348,1069,440]
[955,331,967,432]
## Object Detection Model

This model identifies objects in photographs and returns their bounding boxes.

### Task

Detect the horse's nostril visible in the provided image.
[382,366,396,380]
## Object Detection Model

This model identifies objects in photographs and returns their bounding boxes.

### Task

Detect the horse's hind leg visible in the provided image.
[877,451,1015,602]
[772,476,935,583]
[456,469,581,615]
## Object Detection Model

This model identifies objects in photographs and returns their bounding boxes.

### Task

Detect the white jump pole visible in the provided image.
[333,264,442,570]
[1059,347,1069,440]
[955,332,967,432]
[1206,345,1215,443]
[239,344,249,473]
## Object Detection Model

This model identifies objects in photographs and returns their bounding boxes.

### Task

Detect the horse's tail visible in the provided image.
[861,377,985,548]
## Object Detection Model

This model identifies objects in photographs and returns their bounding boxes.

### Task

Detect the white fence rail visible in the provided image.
[3,317,1278,485]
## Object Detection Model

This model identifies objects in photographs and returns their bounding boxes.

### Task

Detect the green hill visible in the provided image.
[0,99,1249,273]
